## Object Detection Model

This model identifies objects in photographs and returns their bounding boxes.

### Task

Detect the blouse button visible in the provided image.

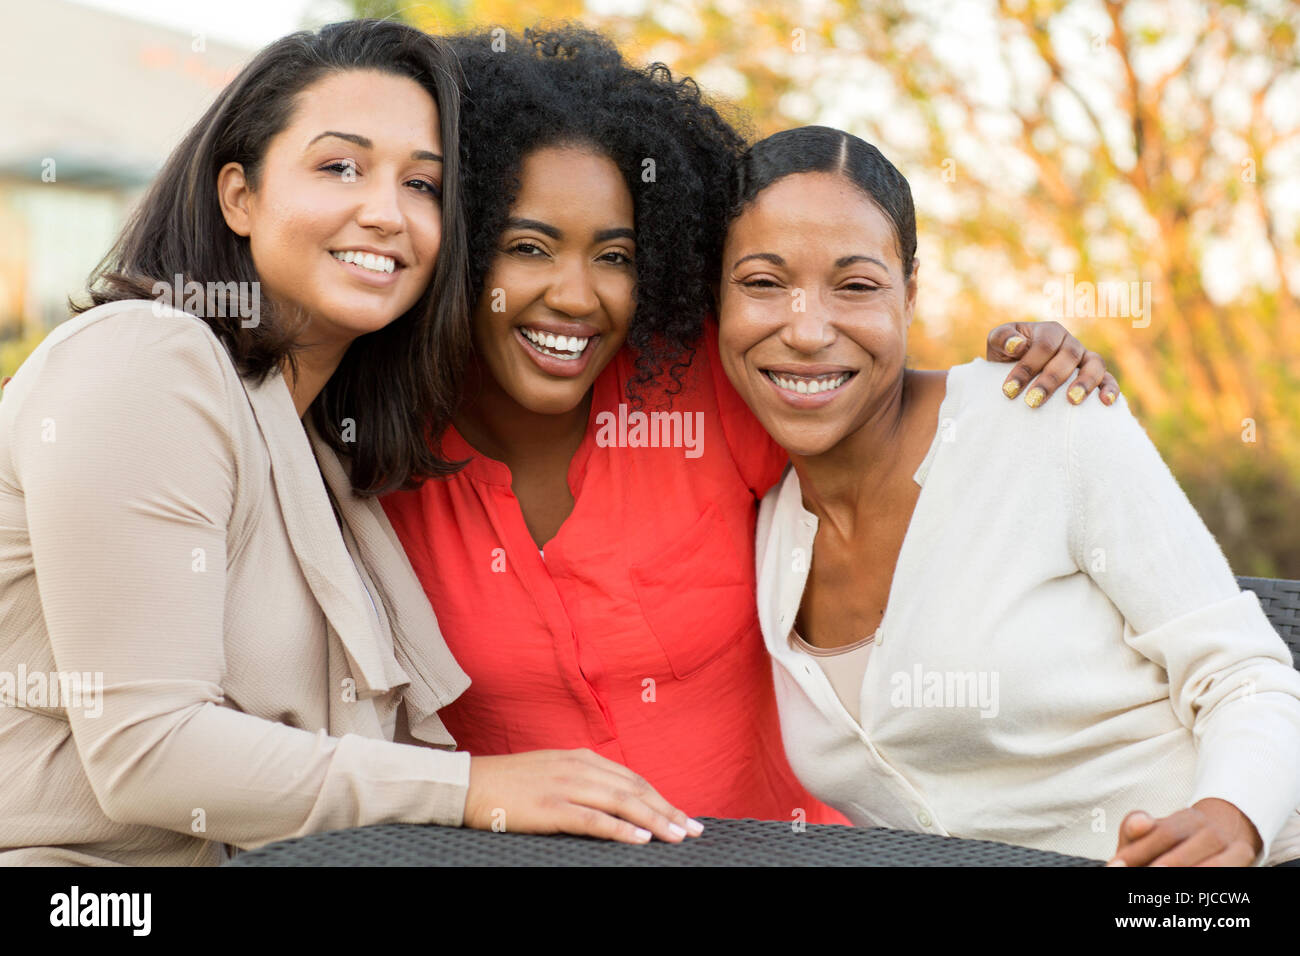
[917,810,933,828]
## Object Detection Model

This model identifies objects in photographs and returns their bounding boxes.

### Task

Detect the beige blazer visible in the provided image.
[0,300,472,866]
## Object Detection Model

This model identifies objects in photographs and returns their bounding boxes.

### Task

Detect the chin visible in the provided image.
[767,421,842,459]
[517,380,590,416]
[325,302,409,336]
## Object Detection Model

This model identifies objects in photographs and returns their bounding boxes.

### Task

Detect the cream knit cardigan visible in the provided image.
[757,359,1300,864]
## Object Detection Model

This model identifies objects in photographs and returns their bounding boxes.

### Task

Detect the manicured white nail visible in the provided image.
[686,818,705,836]
[634,827,652,842]
[668,823,687,839]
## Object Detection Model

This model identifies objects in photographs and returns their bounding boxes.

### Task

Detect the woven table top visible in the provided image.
[225,817,1102,867]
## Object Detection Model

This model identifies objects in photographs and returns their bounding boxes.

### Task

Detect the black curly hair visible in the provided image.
[448,25,749,402]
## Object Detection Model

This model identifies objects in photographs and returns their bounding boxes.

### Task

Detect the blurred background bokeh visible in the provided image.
[4,0,1297,575]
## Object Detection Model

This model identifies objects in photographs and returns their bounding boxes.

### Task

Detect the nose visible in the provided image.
[781,290,835,352]
[542,255,600,317]
[354,177,404,235]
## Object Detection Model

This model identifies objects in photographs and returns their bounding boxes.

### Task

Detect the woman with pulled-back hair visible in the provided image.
[0,18,699,866]
[718,125,1300,865]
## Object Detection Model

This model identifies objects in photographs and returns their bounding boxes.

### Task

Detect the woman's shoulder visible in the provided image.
[1,300,251,460]
[934,358,1151,492]
[6,300,242,405]
[43,299,231,362]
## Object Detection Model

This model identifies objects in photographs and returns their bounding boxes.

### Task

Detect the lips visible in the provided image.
[331,250,399,274]
[514,326,600,379]
[519,325,591,358]
[763,369,853,395]
[758,365,858,407]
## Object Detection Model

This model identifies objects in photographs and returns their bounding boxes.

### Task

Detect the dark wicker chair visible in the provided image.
[1237,576,1300,670]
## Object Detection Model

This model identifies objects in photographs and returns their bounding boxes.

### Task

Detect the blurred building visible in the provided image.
[0,0,252,337]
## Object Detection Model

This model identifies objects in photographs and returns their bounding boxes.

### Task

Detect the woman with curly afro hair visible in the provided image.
[381,24,1121,830]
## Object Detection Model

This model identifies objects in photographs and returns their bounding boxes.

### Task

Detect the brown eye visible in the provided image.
[407,178,442,199]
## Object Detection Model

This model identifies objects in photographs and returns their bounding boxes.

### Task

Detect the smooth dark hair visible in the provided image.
[77,19,472,495]
[729,126,917,279]
[448,25,749,402]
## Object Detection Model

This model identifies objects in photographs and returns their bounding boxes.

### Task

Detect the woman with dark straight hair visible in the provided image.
[0,18,698,867]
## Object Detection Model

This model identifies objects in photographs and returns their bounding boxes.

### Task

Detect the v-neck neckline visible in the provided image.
[794,368,960,652]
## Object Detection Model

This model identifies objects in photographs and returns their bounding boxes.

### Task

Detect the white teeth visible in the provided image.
[332,250,396,274]
[520,327,591,358]
[765,371,850,395]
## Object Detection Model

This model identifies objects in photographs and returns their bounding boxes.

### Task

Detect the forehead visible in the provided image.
[513,145,633,223]
[728,172,898,266]
[285,69,441,149]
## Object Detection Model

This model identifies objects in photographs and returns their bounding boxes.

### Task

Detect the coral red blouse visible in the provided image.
[381,320,846,823]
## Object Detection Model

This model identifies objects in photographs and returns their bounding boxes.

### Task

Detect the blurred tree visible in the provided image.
[349,0,1300,575]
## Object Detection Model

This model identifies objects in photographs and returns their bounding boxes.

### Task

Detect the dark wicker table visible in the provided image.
[225,817,1100,867]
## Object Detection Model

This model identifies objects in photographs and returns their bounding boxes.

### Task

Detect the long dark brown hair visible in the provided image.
[78,19,471,494]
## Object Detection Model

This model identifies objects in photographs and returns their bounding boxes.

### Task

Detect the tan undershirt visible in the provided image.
[789,628,879,725]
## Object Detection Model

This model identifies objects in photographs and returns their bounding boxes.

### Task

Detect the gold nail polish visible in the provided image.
[1005,335,1026,354]
[1002,379,1022,399]
[1068,384,1085,404]
[1025,386,1046,408]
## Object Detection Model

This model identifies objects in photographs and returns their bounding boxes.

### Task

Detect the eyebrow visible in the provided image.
[730,252,891,272]
[835,254,889,271]
[506,218,635,243]
[307,131,442,163]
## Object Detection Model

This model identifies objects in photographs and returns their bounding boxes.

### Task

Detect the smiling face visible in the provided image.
[471,144,637,416]
[218,68,444,349]
[717,171,917,458]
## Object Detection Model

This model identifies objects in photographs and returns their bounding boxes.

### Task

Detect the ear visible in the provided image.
[217,162,253,238]
[904,257,919,325]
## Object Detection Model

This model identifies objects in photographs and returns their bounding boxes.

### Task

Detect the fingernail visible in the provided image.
[1002,379,1022,399]
[686,818,705,836]
[1068,384,1085,404]
[668,823,687,839]
[1106,858,1127,867]
[634,827,652,843]
[1025,386,1046,408]
[1005,335,1026,354]
[1103,391,1116,405]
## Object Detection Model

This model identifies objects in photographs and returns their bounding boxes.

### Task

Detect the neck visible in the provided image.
[284,340,351,419]
[790,369,923,540]
[453,358,592,467]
